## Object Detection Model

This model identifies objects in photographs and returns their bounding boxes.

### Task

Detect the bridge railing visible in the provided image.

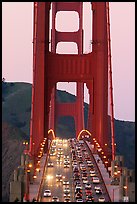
[36,140,52,201]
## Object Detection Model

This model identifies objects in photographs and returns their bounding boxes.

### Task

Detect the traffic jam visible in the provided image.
[43,138,109,202]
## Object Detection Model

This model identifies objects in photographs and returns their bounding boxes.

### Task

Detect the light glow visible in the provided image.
[77,129,91,140]
[47,175,53,180]
[28,164,32,168]
[123,186,127,189]
[48,129,56,140]
[36,168,40,172]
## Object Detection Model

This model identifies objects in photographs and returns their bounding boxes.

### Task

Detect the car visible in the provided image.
[47,162,53,167]
[51,196,59,202]
[75,181,81,186]
[58,151,63,155]
[95,189,102,194]
[82,172,87,177]
[80,166,86,171]
[73,167,79,172]
[87,160,92,164]
[88,163,94,167]
[82,179,89,184]
[85,156,90,160]
[56,177,63,182]
[50,152,56,156]
[75,188,82,194]
[90,172,96,177]
[76,199,84,202]
[56,173,62,178]
[85,189,92,196]
[63,180,69,185]
[85,183,92,189]
[64,164,70,168]
[64,198,71,202]
[80,163,85,167]
[43,189,51,197]
[94,186,101,190]
[64,161,70,165]
[75,192,82,199]
[72,163,78,167]
[64,192,70,198]
[92,177,100,184]
[64,155,69,159]
[94,186,102,194]
[64,188,70,193]
[82,175,88,180]
[64,159,70,163]
[98,197,105,202]
[56,174,63,182]
[74,176,80,181]
[86,195,94,202]
[51,144,56,148]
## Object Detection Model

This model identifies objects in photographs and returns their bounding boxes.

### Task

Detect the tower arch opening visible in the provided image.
[55,11,79,32]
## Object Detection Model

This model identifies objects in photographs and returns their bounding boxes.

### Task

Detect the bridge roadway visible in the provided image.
[38,138,111,202]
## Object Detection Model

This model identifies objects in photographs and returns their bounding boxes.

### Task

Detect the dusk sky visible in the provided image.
[2,2,135,122]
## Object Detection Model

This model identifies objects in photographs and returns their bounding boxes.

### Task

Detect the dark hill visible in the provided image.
[2,82,135,201]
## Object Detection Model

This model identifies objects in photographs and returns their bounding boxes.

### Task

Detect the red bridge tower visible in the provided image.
[29,2,115,163]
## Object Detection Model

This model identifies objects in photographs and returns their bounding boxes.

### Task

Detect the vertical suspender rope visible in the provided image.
[106,2,115,161]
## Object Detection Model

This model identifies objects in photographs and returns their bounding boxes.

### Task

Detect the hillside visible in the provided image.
[2,122,27,202]
[2,82,135,201]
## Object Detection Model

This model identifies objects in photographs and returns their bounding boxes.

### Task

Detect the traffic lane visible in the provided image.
[40,139,75,202]
[71,140,110,202]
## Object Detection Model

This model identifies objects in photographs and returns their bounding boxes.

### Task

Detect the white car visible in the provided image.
[92,177,100,184]
[94,186,102,194]
[85,183,91,189]
[43,189,51,197]
[94,186,101,190]
[82,179,88,184]
[76,199,84,202]
[98,197,105,202]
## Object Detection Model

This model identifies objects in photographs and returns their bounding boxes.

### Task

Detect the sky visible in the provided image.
[2,2,135,122]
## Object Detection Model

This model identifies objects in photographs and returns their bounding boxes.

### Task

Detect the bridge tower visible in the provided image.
[29,2,115,163]
[49,2,84,138]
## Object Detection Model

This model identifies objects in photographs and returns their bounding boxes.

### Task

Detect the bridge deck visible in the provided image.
[29,138,120,202]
